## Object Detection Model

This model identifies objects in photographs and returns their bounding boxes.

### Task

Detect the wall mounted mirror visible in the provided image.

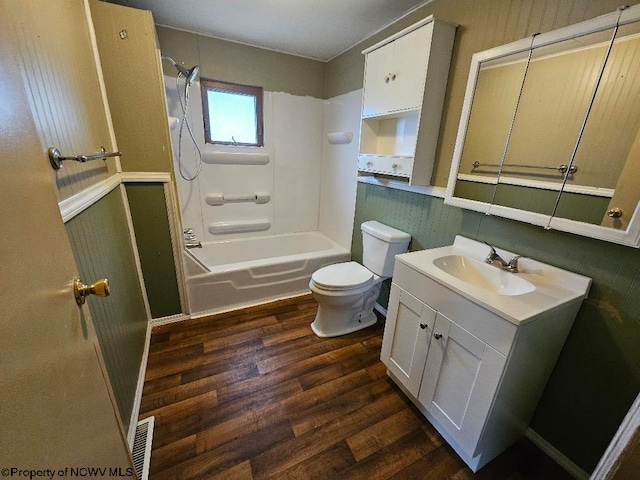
[445,5,640,247]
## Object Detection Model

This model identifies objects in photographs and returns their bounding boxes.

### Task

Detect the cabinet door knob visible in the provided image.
[419,323,427,329]
[434,333,442,340]
[391,163,398,169]
[607,208,623,218]
[366,161,374,167]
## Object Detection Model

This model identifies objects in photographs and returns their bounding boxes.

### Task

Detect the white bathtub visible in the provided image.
[183,231,350,315]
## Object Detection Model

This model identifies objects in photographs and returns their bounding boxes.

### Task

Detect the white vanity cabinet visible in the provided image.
[358,16,456,185]
[381,242,590,472]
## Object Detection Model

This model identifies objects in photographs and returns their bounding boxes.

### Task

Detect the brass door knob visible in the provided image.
[74,278,110,306]
[607,208,623,218]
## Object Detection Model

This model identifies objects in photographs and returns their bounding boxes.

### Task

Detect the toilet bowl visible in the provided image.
[310,221,411,337]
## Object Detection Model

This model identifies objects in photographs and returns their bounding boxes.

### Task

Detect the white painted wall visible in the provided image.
[319,89,362,250]
[165,76,362,251]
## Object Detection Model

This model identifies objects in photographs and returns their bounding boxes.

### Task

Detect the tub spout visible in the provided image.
[186,241,202,248]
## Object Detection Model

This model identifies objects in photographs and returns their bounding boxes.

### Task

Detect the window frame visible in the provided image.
[200,78,264,147]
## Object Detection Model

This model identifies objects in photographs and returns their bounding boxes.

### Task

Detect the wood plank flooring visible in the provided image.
[140,295,573,479]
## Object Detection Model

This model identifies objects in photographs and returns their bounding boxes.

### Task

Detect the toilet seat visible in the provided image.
[311,262,373,292]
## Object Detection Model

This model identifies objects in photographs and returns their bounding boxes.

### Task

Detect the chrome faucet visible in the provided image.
[184,228,202,248]
[484,243,524,273]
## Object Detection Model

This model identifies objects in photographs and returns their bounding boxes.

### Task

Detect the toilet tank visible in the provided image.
[361,221,411,277]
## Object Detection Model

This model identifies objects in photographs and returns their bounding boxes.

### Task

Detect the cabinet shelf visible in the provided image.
[361,107,420,120]
[359,113,418,157]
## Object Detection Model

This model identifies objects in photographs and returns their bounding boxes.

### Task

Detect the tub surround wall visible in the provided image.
[273,93,324,234]
[158,25,358,251]
[319,89,362,250]
[165,76,325,241]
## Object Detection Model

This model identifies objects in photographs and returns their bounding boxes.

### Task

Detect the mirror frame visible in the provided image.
[445,5,640,248]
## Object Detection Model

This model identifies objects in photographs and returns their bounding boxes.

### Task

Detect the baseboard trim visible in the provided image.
[149,313,191,328]
[525,428,589,480]
[127,321,153,448]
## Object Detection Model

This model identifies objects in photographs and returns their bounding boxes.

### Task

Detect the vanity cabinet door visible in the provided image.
[381,285,437,397]
[417,313,507,457]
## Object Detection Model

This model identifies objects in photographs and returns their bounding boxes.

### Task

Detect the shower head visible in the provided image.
[185,65,199,84]
[161,54,199,84]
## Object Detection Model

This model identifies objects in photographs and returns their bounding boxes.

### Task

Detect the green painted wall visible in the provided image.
[352,182,640,472]
[65,188,148,433]
[156,26,326,99]
[125,183,181,318]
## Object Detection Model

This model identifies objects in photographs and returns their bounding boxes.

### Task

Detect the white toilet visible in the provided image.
[309,221,411,337]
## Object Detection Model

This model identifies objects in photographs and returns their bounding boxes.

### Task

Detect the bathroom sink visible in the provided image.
[433,255,535,296]
[393,235,592,325]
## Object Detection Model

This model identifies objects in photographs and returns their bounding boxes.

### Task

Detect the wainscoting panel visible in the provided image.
[65,188,148,432]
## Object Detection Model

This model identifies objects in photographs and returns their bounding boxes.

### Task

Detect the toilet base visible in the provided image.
[310,283,381,338]
[311,311,377,338]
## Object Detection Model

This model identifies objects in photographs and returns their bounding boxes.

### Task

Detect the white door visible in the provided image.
[418,313,507,457]
[0,0,133,469]
[381,285,436,396]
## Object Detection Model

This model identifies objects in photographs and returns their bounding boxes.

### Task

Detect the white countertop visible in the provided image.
[395,235,592,325]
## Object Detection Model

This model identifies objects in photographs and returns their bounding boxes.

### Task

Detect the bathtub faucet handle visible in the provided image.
[183,228,194,235]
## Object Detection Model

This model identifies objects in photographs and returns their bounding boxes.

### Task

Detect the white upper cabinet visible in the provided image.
[358,16,457,186]
[362,25,432,117]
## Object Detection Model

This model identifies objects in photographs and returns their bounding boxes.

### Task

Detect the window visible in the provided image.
[200,79,263,147]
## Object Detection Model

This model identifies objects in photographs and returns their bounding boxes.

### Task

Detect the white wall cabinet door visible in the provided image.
[381,285,437,396]
[385,24,432,114]
[417,313,507,457]
[362,41,395,117]
[362,24,431,118]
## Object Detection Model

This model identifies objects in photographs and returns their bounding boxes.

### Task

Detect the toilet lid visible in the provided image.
[312,262,373,291]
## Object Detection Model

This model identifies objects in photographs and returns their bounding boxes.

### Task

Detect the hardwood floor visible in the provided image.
[140,295,573,479]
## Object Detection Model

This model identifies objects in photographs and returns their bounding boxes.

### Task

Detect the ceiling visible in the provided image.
[112,0,431,61]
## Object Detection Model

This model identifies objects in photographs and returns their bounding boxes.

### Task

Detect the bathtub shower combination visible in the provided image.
[183,232,349,315]
[164,66,360,316]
